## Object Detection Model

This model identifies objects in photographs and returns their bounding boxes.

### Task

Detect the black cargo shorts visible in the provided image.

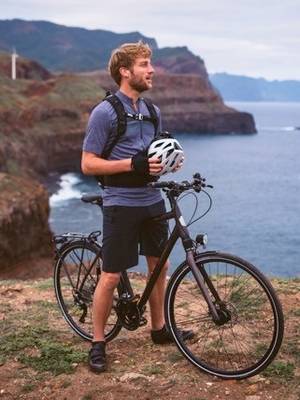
[102,200,168,273]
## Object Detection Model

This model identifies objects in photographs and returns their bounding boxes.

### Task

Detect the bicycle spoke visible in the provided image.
[54,242,121,342]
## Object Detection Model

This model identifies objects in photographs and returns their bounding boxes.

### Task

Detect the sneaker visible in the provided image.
[151,325,194,344]
[88,341,106,373]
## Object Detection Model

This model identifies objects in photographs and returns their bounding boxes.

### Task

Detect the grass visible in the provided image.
[142,364,164,375]
[0,296,86,375]
[81,395,93,400]
[291,308,300,317]
[21,383,37,393]
[167,351,184,363]
[33,278,54,290]
[18,341,86,375]
[262,361,295,381]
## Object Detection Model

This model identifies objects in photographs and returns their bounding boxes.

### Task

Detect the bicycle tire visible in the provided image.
[54,240,123,342]
[165,251,284,379]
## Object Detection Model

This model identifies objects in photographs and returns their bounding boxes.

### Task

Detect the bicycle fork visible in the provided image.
[186,250,224,325]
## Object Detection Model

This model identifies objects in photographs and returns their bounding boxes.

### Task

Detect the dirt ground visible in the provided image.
[0,275,299,400]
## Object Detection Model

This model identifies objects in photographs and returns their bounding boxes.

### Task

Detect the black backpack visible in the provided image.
[96,92,159,188]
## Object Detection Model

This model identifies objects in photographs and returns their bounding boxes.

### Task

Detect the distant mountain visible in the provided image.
[0,19,157,72]
[0,19,206,76]
[210,73,300,102]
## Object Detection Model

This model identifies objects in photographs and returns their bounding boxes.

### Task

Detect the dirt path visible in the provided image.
[0,277,299,400]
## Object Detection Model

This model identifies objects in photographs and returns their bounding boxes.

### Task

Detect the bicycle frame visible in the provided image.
[120,190,222,323]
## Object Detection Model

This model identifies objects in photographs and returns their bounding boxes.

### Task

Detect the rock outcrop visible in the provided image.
[83,71,256,134]
[0,173,52,271]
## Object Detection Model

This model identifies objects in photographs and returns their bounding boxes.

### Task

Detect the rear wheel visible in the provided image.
[54,240,122,342]
[165,252,284,379]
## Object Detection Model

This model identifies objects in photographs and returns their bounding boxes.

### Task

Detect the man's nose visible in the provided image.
[149,63,155,73]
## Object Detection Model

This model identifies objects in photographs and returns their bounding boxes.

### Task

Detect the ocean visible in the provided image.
[48,102,300,278]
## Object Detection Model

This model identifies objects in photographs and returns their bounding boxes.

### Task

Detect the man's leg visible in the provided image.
[92,271,121,341]
[89,271,120,373]
[145,255,170,330]
[146,255,195,344]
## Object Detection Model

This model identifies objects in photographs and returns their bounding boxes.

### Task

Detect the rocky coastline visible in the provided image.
[0,55,256,274]
[0,173,52,275]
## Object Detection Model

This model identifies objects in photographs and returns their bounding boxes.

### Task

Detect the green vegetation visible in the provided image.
[81,394,93,400]
[0,295,86,375]
[21,382,37,393]
[167,351,184,363]
[18,341,86,375]
[0,322,86,375]
[142,363,164,375]
[263,361,295,381]
[0,59,108,177]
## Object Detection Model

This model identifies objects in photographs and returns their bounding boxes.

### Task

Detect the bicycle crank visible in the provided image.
[116,294,147,331]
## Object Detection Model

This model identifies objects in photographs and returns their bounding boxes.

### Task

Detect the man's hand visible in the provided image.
[172,156,185,173]
[131,151,162,175]
[148,157,162,175]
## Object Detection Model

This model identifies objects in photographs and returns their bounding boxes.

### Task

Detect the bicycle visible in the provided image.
[53,172,284,379]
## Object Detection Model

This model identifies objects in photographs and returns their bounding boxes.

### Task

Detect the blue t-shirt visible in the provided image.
[83,90,163,206]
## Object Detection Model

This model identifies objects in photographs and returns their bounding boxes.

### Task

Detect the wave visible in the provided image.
[258,126,299,132]
[49,173,82,207]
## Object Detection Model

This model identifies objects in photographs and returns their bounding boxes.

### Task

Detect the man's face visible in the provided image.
[127,57,154,93]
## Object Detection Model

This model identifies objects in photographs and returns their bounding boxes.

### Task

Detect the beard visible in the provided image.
[128,74,151,93]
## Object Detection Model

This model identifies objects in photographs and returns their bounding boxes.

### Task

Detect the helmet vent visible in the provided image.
[166,149,174,158]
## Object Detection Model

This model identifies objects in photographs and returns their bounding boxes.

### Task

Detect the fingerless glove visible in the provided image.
[131,150,149,175]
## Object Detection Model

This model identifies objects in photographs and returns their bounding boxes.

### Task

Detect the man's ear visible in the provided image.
[120,67,130,79]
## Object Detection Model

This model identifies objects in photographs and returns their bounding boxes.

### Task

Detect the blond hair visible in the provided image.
[108,41,152,85]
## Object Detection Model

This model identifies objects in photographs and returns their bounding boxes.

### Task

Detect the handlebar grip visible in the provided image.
[148,181,172,189]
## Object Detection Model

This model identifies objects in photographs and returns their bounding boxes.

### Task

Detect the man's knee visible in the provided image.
[147,256,170,273]
[100,271,121,290]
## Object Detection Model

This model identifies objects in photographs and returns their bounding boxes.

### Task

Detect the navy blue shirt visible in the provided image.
[83,90,163,206]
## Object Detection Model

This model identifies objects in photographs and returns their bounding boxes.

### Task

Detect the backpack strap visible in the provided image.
[101,94,127,159]
[142,97,159,136]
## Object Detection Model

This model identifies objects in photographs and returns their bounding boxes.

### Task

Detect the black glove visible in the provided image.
[131,150,149,175]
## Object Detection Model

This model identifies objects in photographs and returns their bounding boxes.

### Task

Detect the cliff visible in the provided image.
[0,173,52,271]
[83,71,256,134]
[0,54,255,272]
[0,53,255,178]
[0,56,106,177]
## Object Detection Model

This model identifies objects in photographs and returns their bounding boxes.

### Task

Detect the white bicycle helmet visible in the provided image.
[147,133,184,176]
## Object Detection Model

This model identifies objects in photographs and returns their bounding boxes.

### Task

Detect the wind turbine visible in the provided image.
[11,47,18,80]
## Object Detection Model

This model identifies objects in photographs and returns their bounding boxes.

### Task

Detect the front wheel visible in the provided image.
[165,252,284,379]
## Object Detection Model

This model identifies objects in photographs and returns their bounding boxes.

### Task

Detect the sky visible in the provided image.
[1,0,300,80]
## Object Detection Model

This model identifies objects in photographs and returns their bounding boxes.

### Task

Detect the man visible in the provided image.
[81,41,192,373]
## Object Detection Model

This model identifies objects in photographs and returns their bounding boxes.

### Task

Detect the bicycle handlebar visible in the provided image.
[148,172,213,194]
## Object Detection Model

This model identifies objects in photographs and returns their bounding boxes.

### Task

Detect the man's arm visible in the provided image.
[81,151,162,176]
[81,151,131,176]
